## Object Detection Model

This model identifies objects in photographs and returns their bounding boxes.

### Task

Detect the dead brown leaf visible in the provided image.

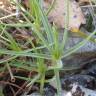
[44,0,86,30]
[17,0,86,30]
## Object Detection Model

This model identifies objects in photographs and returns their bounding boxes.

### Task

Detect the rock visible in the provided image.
[24,92,40,96]
[61,75,96,91]
[87,69,96,78]
[59,29,96,72]
[64,83,96,96]
[23,84,96,96]
[21,84,56,96]
[80,60,96,78]
[44,84,56,96]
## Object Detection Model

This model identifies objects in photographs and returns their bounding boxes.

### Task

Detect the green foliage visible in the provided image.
[0,0,96,96]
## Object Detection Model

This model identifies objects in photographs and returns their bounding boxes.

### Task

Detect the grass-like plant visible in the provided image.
[0,0,96,96]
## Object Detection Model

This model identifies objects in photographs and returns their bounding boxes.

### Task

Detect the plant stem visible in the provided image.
[40,73,45,95]
[6,63,15,82]
[54,69,62,96]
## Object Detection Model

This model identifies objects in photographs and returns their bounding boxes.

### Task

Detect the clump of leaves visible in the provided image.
[0,0,96,96]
